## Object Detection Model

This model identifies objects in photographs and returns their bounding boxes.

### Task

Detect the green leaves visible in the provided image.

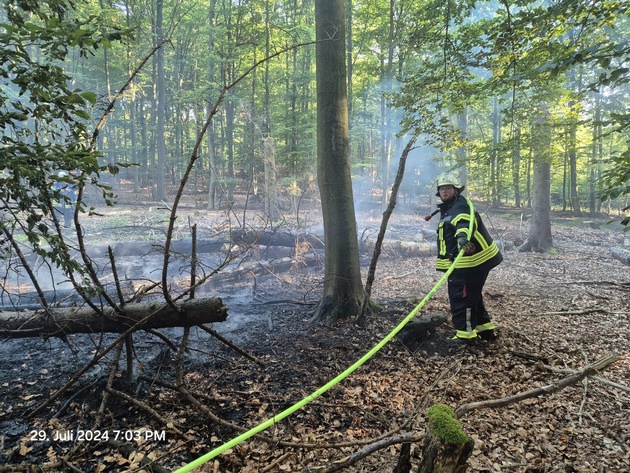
[0,1,127,300]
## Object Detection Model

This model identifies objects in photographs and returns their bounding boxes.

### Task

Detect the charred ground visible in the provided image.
[1,202,629,473]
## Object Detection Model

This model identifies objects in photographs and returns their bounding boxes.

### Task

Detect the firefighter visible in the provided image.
[433,173,503,344]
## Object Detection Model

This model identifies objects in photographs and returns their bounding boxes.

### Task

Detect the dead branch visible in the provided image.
[197,323,265,367]
[262,452,294,472]
[559,280,630,288]
[0,462,65,472]
[94,341,125,429]
[304,433,422,473]
[358,138,416,325]
[610,247,630,266]
[145,328,179,351]
[455,355,621,418]
[536,308,607,316]
[105,387,192,440]
[541,363,630,393]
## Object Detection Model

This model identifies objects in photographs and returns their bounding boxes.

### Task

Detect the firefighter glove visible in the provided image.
[457,237,476,255]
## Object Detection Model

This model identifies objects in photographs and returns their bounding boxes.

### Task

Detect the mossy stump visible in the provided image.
[417,404,473,473]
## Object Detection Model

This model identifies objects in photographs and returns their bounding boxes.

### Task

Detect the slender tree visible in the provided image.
[155,0,166,200]
[521,108,553,252]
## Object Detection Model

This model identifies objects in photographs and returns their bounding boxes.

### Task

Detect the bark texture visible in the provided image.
[520,109,553,252]
[0,297,227,338]
[313,0,365,321]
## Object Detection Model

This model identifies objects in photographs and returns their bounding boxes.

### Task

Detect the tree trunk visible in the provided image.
[0,298,228,339]
[262,136,279,220]
[491,97,500,205]
[155,0,166,200]
[512,125,522,208]
[312,0,365,322]
[226,96,235,202]
[520,109,553,252]
[568,106,582,216]
[206,0,218,210]
[590,93,602,214]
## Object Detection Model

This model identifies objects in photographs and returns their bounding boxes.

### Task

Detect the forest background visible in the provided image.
[2,0,628,217]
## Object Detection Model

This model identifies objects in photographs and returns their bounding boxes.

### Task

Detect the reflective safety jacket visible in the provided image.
[436,195,503,273]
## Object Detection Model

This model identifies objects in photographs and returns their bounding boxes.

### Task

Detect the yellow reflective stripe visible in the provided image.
[476,231,490,250]
[438,222,446,256]
[454,330,477,339]
[476,322,497,333]
[436,243,499,270]
[451,213,471,226]
[436,260,452,270]
[455,243,499,268]
[455,228,469,239]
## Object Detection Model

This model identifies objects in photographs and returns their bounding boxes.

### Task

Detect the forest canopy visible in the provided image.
[1,0,627,221]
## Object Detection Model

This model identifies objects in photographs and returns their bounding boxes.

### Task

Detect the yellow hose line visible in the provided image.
[172,202,474,473]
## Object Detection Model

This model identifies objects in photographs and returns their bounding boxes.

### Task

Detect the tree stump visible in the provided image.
[397,312,447,350]
[417,404,473,473]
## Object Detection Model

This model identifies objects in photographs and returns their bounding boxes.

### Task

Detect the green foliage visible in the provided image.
[600,146,630,201]
[427,404,469,445]
[392,0,629,209]
[0,0,126,283]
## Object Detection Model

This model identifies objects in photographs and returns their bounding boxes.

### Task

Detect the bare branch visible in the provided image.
[455,355,621,418]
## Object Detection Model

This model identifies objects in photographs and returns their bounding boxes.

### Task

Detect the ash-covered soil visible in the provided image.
[1,207,629,472]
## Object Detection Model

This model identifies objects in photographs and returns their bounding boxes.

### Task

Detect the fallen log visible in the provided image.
[89,238,228,258]
[204,253,322,287]
[230,229,325,249]
[0,297,227,339]
[610,246,630,266]
[360,238,434,257]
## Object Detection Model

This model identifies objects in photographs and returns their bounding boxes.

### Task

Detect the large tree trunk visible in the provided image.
[0,298,227,339]
[312,0,365,322]
[520,109,553,252]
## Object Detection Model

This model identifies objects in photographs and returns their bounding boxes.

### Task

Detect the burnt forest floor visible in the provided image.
[1,202,629,473]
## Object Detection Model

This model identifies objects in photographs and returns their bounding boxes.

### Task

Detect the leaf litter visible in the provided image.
[0,210,628,472]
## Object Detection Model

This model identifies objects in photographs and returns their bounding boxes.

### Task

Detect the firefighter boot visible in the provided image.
[475,322,498,341]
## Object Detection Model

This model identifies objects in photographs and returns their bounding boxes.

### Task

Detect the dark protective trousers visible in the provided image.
[447,270,492,334]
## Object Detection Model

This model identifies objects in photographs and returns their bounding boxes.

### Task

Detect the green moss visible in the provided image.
[427,404,469,445]
[368,299,383,313]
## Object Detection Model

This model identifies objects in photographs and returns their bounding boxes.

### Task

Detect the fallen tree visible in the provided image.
[0,297,228,339]
[230,229,325,249]
[610,247,630,266]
